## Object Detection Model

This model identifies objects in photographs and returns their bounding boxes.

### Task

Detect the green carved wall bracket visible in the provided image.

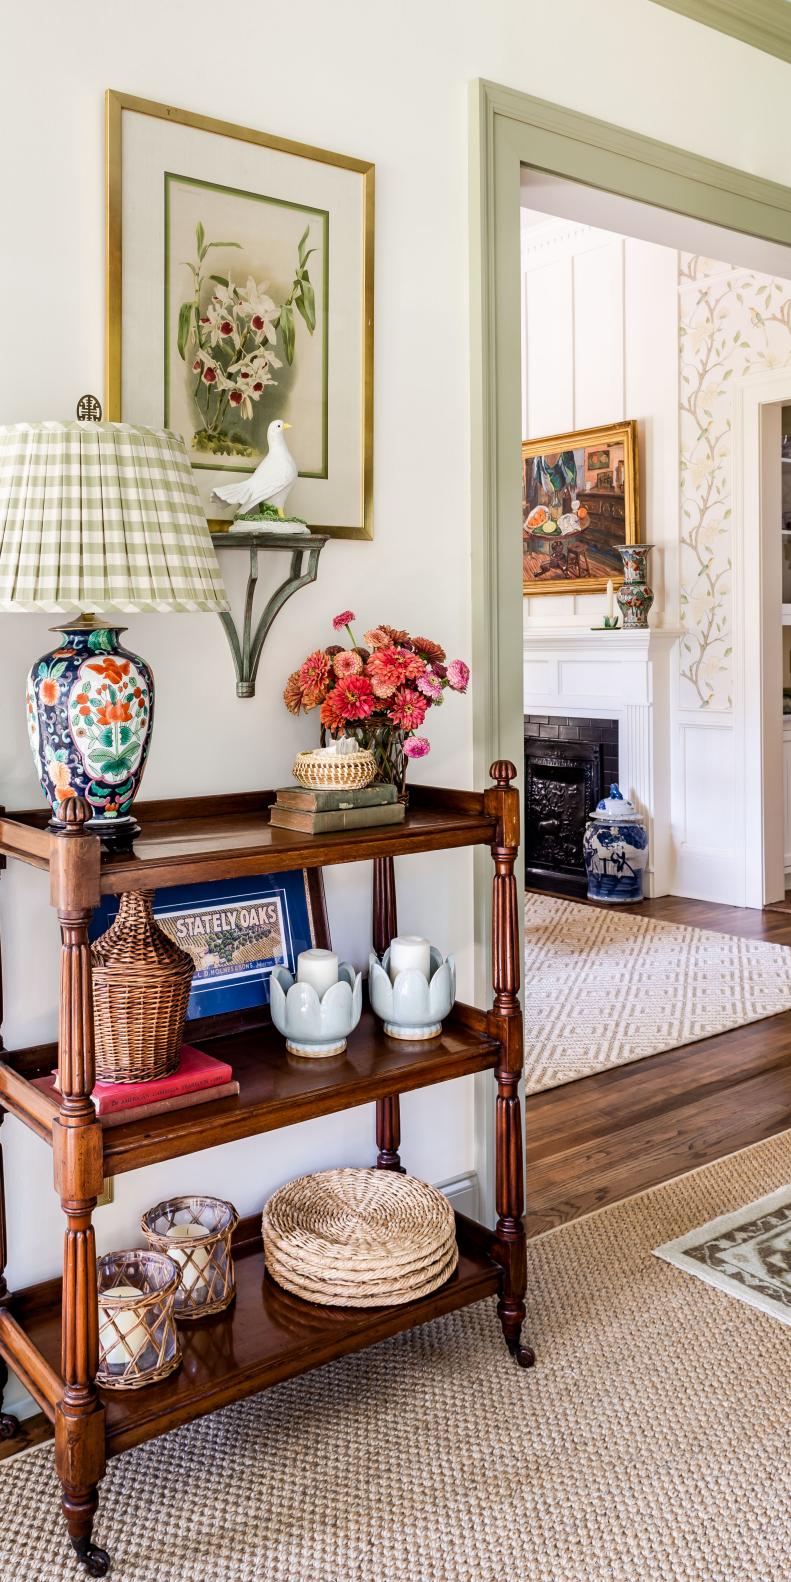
[211,530,329,698]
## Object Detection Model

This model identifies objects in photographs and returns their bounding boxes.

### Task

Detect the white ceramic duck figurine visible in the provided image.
[211,419,298,516]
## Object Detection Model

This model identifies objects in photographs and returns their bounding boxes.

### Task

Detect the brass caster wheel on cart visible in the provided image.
[72,1540,111,1577]
[0,1411,20,1440]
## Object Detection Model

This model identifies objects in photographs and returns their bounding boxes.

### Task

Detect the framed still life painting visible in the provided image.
[90,868,329,1021]
[522,420,639,596]
[105,91,374,539]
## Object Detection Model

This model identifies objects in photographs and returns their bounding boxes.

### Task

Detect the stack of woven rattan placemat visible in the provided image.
[262,1168,458,1306]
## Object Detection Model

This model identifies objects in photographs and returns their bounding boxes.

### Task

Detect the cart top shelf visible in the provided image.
[0,784,499,896]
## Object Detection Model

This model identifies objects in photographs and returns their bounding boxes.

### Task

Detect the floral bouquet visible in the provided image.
[284,612,469,796]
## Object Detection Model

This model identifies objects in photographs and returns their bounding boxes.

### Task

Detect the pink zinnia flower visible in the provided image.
[389,688,428,730]
[333,650,363,678]
[299,649,332,699]
[417,671,443,701]
[363,626,390,650]
[446,659,470,694]
[366,645,426,699]
[332,610,356,631]
[331,674,375,721]
[404,735,430,759]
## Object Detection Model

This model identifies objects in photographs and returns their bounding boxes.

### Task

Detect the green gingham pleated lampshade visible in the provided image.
[0,420,229,613]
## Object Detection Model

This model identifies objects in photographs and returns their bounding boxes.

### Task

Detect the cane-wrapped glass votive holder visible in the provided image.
[96,1249,182,1390]
[141,1195,239,1320]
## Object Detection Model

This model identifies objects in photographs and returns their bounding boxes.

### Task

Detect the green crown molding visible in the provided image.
[649,0,791,64]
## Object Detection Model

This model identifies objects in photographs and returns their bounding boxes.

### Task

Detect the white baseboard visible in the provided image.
[1,1170,481,1426]
[435,1171,479,1219]
[2,1374,36,1421]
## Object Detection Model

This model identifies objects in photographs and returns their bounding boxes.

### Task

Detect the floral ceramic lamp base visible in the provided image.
[26,623,153,851]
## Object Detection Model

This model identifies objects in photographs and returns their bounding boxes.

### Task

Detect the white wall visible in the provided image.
[3,0,791,1418]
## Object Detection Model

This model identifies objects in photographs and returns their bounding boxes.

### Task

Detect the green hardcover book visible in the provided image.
[268,801,406,835]
[275,783,398,813]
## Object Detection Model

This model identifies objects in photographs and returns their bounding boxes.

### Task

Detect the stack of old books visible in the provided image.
[268,782,405,835]
[32,1044,239,1129]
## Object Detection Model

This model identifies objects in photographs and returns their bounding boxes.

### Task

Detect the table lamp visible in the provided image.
[0,420,229,850]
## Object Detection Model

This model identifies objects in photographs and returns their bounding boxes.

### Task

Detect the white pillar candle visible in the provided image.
[388,935,431,983]
[296,948,339,998]
[99,1284,148,1372]
[606,579,614,621]
[167,1223,212,1298]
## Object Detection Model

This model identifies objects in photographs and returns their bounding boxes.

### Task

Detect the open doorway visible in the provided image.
[469,85,791,1230]
[518,177,791,910]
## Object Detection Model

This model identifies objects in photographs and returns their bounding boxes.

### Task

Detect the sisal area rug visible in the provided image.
[655,1183,791,1325]
[524,892,791,1094]
[1,1134,789,1581]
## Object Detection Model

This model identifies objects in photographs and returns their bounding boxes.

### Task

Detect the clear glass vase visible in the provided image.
[321,722,407,800]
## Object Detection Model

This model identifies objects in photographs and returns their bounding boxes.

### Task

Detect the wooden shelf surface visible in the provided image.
[11,1214,501,1458]
[0,1006,501,1176]
[0,786,497,893]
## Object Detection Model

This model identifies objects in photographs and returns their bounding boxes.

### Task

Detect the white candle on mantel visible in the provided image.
[297,948,339,998]
[606,579,614,621]
[388,935,431,984]
[99,1285,148,1373]
[168,1223,212,1299]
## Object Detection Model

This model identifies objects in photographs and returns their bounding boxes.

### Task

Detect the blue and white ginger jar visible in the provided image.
[582,784,648,904]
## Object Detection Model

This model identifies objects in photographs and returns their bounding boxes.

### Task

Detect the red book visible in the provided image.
[32,1044,237,1123]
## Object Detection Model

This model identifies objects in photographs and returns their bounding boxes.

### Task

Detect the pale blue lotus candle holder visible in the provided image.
[269,962,363,1058]
[368,946,456,1040]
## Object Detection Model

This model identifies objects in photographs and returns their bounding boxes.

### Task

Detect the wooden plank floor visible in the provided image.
[525,893,791,1236]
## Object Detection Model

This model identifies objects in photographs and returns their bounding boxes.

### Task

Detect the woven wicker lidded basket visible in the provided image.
[292,748,377,792]
[261,1167,459,1308]
[91,891,194,1084]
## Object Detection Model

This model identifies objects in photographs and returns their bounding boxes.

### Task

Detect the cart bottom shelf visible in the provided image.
[10,1215,501,1458]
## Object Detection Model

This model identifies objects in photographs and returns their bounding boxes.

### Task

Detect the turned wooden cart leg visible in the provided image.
[486,762,534,1369]
[372,857,406,1172]
[376,1094,405,1172]
[0,908,21,1441]
[52,802,110,1576]
[0,1119,21,1441]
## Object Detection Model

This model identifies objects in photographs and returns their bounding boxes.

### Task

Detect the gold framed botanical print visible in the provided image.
[105,91,374,539]
[522,420,639,595]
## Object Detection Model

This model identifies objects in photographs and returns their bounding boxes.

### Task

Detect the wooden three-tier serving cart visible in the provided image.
[0,762,531,1575]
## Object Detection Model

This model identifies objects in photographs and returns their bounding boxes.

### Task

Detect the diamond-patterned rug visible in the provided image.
[654,1184,791,1325]
[524,893,791,1094]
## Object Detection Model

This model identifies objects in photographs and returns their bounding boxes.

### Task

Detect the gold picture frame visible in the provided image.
[522,419,639,596]
[105,90,374,540]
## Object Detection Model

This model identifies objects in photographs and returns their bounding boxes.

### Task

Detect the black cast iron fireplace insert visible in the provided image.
[523,715,619,897]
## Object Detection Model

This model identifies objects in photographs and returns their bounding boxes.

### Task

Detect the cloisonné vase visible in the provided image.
[582,784,649,904]
[615,545,653,629]
[26,625,154,849]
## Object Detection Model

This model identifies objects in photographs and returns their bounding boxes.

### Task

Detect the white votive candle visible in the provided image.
[297,948,339,998]
[606,579,614,621]
[388,935,431,983]
[167,1223,212,1298]
[99,1284,148,1372]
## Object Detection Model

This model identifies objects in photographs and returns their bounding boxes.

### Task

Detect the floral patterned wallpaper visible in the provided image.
[679,254,791,710]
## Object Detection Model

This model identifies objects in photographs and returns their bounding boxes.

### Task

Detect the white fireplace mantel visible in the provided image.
[523,626,680,895]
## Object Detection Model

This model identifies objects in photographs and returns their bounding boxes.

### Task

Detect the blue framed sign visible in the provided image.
[90,868,326,1020]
